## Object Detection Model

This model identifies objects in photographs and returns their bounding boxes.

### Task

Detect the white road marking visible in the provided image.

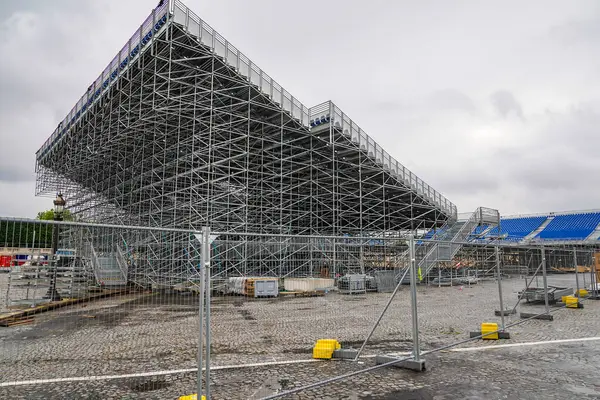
[0,359,321,387]
[445,336,600,352]
[2,336,600,387]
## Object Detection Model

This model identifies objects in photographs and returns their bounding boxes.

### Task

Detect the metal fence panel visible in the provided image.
[1,217,599,399]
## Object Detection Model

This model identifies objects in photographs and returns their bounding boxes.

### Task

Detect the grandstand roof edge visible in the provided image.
[36,0,457,218]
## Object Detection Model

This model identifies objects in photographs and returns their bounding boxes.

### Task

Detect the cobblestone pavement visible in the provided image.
[1,273,599,399]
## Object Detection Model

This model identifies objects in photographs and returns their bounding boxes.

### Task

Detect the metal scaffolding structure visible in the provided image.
[34,0,456,283]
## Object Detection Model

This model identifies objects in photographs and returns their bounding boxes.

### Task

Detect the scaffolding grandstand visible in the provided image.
[36,0,454,233]
[33,0,461,285]
[33,0,599,288]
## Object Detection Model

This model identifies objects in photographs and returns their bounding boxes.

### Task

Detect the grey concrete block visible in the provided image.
[520,312,554,321]
[495,309,516,316]
[332,349,358,360]
[469,331,510,339]
[375,355,426,372]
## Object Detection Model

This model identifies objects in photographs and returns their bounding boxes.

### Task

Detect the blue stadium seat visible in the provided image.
[468,225,490,242]
[536,213,600,240]
[420,227,448,241]
[472,225,488,235]
[486,216,547,241]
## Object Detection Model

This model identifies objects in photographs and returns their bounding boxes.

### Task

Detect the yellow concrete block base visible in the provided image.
[313,339,341,359]
[179,394,206,400]
[561,295,580,308]
[481,322,499,340]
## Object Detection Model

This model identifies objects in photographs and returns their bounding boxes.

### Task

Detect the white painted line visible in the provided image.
[381,336,600,358]
[444,336,600,353]
[3,336,600,387]
[0,359,321,387]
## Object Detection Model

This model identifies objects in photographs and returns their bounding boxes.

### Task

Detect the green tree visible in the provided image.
[0,220,53,248]
[36,209,74,221]
[0,209,75,248]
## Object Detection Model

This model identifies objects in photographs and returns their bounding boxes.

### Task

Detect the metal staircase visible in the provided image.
[586,222,600,241]
[91,246,128,288]
[398,207,499,283]
[422,207,499,279]
[80,232,128,288]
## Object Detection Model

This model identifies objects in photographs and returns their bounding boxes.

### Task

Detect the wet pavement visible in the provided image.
[1,273,599,399]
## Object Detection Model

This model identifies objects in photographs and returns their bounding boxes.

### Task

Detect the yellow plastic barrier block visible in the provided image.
[576,289,588,298]
[312,339,341,359]
[179,395,205,400]
[481,322,499,340]
[318,339,341,350]
[562,295,579,308]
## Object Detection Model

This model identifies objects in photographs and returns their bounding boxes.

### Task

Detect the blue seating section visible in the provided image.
[310,114,331,127]
[536,213,600,240]
[417,212,600,245]
[471,225,489,235]
[467,225,490,242]
[40,13,169,161]
[417,227,447,245]
[419,213,600,245]
[487,216,546,241]
[424,227,447,239]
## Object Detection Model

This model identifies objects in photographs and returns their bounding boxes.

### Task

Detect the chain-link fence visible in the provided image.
[1,217,599,399]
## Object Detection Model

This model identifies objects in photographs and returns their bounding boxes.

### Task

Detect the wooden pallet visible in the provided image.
[0,316,34,327]
[280,290,325,298]
[0,289,131,326]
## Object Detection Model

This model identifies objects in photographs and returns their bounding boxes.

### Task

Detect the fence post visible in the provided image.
[197,227,206,398]
[573,247,580,296]
[204,226,212,400]
[541,247,550,315]
[437,245,441,288]
[582,253,587,288]
[495,246,505,331]
[408,234,421,362]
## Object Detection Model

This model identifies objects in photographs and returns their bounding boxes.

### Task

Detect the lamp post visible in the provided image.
[46,193,65,301]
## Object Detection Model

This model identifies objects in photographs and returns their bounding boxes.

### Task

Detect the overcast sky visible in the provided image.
[1,0,599,218]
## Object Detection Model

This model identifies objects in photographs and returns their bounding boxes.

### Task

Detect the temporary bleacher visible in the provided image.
[536,212,600,240]
[486,216,547,242]
[421,210,600,247]
[472,224,490,235]
[423,227,447,239]
[467,224,491,242]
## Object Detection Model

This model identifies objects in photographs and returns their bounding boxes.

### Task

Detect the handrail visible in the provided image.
[35,0,457,221]
[85,241,102,285]
[416,207,484,278]
[170,0,310,128]
[114,246,129,282]
[314,101,456,219]
[36,1,170,161]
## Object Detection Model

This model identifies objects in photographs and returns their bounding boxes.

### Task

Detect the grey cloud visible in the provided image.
[0,166,34,183]
[483,104,600,210]
[428,89,477,115]
[549,15,600,47]
[511,158,592,191]
[430,170,499,196]
[490,91,524,120]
